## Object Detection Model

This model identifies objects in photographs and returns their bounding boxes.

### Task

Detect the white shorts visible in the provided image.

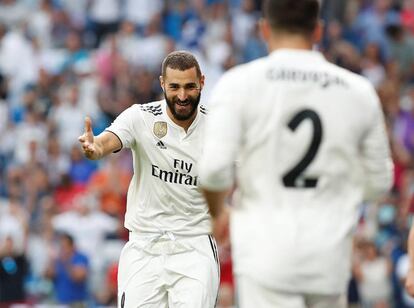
[118,232,220,308]
[236,275,347,308]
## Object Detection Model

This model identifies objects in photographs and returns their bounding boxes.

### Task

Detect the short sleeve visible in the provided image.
[105,105,141,149]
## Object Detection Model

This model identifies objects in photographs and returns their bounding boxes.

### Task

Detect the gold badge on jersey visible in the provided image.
[153,121,167,138]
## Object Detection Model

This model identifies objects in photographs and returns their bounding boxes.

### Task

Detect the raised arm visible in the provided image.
[78,117,122,160]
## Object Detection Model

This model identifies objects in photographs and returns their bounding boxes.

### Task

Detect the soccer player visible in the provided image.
[78,51,219,308]
[199,1,393,307]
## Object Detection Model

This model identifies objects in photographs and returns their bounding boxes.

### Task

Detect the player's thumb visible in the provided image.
[85,116,92,133]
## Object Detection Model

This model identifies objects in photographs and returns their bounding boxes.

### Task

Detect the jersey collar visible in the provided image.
[269,48,325,62]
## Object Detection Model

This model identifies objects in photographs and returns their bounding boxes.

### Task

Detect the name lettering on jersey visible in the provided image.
[173,159,192,173]
[151,164,198,187]
[266,69,348,88]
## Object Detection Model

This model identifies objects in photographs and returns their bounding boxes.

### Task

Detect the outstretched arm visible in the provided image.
[78,117,122,160]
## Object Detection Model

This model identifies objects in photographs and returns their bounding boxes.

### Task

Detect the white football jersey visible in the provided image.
[199,49,393,294]
[107,100,211,236]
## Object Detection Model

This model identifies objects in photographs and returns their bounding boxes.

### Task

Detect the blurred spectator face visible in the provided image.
[327,21,343,41]
[241,0,255,12]
[66,32,81,52]
[23,87,38,108]
[145,15,162,36]
[404,0,414,10]
[31,165,49,191]
[116,88,134,110]
[364,242,379,261]
[60,235,74,259]
[38,68,51,88]
[6,168,23,199]
[1,236,15,256]
[70,145,83,162]
[136,70,154,94]
[120,21,135,35]
[47,137,61,157]
[40,0,52,11]
[375,0,392,12]
[364,42,381,61]
[161,67,204,121]
[68,86,79,106]
[2,0,17,5]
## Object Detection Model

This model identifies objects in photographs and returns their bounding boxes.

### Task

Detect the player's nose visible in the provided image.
[177,88,188,101]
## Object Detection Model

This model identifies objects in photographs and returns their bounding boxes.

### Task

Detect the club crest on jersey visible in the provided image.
[153,121,167,138]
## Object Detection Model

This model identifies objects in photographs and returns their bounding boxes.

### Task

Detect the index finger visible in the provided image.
[84,116,92,133]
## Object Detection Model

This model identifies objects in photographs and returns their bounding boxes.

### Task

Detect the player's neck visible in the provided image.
[166,108,197,132]
[267,33,313,52]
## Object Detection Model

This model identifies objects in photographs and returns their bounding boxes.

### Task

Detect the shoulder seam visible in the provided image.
[138,103,163,116]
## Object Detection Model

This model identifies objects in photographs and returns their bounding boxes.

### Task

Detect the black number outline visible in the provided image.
[282,109,323,188]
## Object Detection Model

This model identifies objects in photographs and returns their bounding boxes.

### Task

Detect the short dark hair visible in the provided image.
[161,51,202,78]
[263,0,320,36]
[60,232,74,246]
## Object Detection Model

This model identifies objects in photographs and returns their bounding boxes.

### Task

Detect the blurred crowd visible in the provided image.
[1,0,414,307]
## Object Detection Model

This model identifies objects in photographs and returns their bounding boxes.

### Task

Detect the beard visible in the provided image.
[164,92,201,121]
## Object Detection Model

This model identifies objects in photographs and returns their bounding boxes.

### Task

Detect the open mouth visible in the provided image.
[176,100,190,106]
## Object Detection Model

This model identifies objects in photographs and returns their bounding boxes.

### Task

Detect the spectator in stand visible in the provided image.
[0,1,414,306]
[0,236,28,305]
[67,145,97,186]
[45,232,89,306]
[386,21,414,82]
[95,261,118,306]
[123,0,164,33]
[354,240,393,307]
[49,84,85,152]
[360,41,387,88]
[351,0,399,57]
[52,192,120,295]
[88,155,131,216]
[87,0,121,47]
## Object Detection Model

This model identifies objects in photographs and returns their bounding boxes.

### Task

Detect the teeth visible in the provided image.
[177,101,190,106]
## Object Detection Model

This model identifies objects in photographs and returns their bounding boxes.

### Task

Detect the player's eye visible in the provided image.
[185,84,198,91]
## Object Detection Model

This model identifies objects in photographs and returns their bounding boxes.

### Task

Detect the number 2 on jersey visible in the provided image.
[282,109,323,188]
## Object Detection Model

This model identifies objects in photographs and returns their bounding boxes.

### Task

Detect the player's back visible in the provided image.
[237,50,381,209]
[214,49,392,293]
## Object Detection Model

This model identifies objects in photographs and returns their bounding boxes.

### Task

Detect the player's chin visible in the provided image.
[174,112,192,121]
[174,106,194,119]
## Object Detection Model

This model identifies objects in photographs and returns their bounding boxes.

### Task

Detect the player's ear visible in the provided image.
[259,18,271,44]
[159,76,165,92]
[199,74,205,90]
[312,20,323,45]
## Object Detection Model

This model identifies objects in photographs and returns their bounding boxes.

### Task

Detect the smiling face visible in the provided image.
[160,66,204,127]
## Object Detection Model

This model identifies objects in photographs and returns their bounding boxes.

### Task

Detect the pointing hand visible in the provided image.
[78,116,98,159]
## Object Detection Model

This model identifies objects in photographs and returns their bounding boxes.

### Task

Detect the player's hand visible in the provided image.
[212,206,230,245]
[406,268,414,296]
[78,116,99,159]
